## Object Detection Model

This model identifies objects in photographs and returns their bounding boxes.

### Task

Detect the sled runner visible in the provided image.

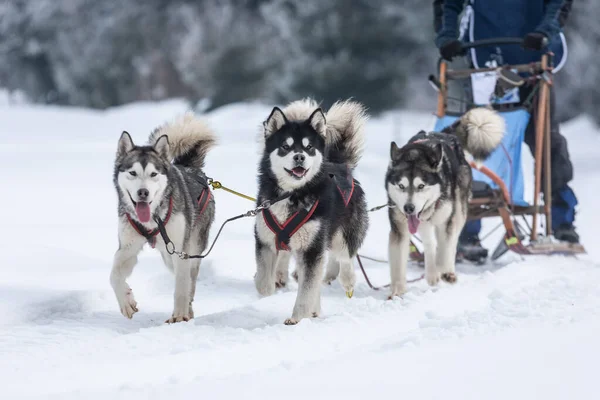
[427,37,586,261]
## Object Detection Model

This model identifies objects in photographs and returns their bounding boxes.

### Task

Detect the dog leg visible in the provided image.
[285,250,324,325]
[388,228,409,299]
[275,251,291,289]
[110,242,144,319]
[323,255,339,285]
[188,259,201,319]
[254,240,278,297]
[420,223,440,286]
[337,257,356,298]
[436,217,463,284]
[167,258,192,323]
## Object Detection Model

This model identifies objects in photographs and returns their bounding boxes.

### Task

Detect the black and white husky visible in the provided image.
[254,98,369,325]
[386,107,505,298]
[111,112,216,323]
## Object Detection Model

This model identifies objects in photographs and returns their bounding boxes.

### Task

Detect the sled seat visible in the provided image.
[471,180,494,199]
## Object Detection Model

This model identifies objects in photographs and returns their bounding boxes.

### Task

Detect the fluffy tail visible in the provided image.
[445,107,505,162]
[149,112,216,168]
[325,99,369,168]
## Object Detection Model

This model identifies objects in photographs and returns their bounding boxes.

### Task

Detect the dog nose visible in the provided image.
[404,203,415,214]
[293,153,306,163]
[137,188,149,199]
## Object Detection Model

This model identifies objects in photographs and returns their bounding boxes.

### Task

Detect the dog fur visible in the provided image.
[385,107,504,298]
[254,98,369,325]
[110,112,216,323]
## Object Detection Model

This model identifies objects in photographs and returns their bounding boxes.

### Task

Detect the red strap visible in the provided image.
[288,200,319,237]
[196,189,212,220]
[262,200,319,251]
[336,178,355,207]
[126,197,174,241]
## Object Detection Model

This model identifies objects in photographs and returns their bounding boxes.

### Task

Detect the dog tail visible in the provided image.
[149,112,217,168]
[325,99,369,169]
[445,107,505,163]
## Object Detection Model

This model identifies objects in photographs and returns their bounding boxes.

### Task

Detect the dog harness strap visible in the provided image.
[330,166,355,207]
[126,197,174,248]
[262,200,320,251]
[196,188,212,220]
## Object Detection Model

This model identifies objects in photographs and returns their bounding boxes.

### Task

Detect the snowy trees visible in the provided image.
[0,0,598,122]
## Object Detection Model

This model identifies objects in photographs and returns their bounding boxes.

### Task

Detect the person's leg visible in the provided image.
[522,85,579,243]
[457,219,488,262]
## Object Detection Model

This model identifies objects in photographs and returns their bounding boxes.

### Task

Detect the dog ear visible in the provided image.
[390,141,402,160]
[263,107,287,138]
[307,108,326,138]
[426,143,443,170]
[153,134,170,159]
[118,131,134,157]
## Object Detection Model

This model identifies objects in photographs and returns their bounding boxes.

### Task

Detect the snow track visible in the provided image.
[1,101,598,399]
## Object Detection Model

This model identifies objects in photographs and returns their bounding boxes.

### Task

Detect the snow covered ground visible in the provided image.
[1,99,599,399]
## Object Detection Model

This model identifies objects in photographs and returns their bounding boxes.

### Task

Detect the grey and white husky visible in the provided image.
[254,98,369,325]
[111,112,216,323]
[386,107,505,298]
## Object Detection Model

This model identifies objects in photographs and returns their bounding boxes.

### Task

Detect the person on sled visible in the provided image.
[433,0,580,263]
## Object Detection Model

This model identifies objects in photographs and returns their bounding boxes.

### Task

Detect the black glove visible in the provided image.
[522,32,548,51]
[439,40,464,61]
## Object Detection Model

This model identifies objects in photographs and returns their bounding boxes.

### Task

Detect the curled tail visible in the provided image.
[445,107,505,163]
[325,99,369,169]
[149,112,216,168]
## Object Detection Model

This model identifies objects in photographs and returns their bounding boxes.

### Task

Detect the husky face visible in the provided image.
[386,141,443,234]
[115,132,170,223]
[263,107,326,192]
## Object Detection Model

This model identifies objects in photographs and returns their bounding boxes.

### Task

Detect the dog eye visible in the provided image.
[281,144,290,151]
[398,184,405,190]
[305,144,313,150]
[150,172,158,178]
[129,171,137,177]
[418,184,425,190]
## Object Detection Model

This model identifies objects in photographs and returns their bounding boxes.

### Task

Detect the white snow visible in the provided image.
[0,100,599,399]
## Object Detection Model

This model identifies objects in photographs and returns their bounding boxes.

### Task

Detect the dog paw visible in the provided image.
[441,272,457,283]
[275,269,288,289]
[338,270,356,297]
[426,271,441,286]
[322,275,336,286]
[118,288,138,319]
[165,315,190,324]
[388,283,407,300]
[284,318,298,325]
[275,275,287,289]
[254,272,276,297]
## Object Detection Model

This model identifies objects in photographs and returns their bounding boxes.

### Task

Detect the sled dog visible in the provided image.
[386,107,505,298]
[254,98,369,324]
[110,112,216,323]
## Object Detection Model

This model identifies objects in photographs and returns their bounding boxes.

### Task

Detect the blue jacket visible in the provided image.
[434,0,573,71]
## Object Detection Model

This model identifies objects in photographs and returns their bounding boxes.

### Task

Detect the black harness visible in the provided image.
[261,168,355,251]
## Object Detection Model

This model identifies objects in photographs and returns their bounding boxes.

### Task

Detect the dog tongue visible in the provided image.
[292,167,306,177]
[135,202,151,223]
[407,215,420,234]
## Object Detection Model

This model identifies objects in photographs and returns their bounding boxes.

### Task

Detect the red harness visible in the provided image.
[262,172,355,251]
[126,197,174,248]
[126,187,212,248]
[262,200,320,251]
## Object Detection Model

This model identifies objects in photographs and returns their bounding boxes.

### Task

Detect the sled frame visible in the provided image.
[433,40,585,258]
